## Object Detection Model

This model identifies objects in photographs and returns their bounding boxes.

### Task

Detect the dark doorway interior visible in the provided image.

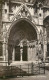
[47,44,49,56]
[8,19,37,62]
[23,46,27,61]
[15,46,20,61]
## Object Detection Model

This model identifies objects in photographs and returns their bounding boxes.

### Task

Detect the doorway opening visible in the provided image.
[8,19,37,62]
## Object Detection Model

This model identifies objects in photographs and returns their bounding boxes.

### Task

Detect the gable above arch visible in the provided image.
[11,4,32,22]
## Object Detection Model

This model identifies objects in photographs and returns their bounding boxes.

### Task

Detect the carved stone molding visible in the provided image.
[12,5,32,22]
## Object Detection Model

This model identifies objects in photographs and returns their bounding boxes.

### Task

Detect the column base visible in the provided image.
[0,61,8,66]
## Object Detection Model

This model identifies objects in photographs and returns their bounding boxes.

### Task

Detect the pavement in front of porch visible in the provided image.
[0,70,49,80]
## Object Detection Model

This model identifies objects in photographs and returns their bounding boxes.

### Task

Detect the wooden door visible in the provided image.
[23,46,27,61]
[15,46,20,61]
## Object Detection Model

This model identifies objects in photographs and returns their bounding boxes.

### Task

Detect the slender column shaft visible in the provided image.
[3,38,6,61]
[20,42,23,61]
[20,48,23,61]
[6,43,8,61]
[43,28,47,61]
[43,43,47,61]
[12,47,15,61]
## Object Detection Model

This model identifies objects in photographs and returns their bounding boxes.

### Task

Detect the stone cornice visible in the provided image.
[43,6,49,9]
[2,21,12,23]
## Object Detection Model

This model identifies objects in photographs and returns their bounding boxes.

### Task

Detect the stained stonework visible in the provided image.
[0,0,49,65]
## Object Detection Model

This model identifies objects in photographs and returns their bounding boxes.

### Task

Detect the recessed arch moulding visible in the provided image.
[8,18,38,45]
[7,18,40,62]
[2,4,43,42]
[2,4,44,63]
[7,4,42,41]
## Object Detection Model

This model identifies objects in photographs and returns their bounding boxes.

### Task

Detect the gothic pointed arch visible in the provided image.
[8,18,39,40]
[8,4,38,38]
[44,16,49,38]
[8,18,38,62]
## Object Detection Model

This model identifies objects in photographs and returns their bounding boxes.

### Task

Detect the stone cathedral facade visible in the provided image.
[0,0,49,66]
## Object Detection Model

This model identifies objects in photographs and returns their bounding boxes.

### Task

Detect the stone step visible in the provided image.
[0,62,45,77]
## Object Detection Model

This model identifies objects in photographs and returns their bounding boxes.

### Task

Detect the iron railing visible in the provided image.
[0,62,45,78]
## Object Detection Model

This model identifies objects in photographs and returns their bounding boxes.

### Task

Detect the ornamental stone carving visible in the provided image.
[12,5,32,22]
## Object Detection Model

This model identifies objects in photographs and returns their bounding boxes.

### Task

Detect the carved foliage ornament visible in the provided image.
[14,5,32,21]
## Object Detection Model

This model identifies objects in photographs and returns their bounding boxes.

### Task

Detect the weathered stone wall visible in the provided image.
[0,0,48,64]
[0,0,2,39]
